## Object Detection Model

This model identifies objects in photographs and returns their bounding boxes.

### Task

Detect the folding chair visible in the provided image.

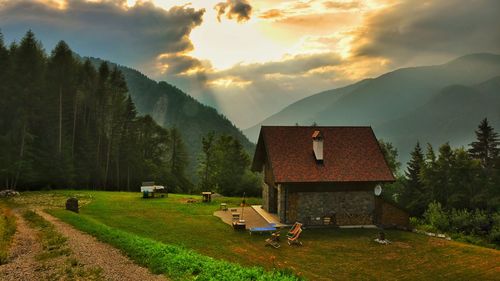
[265,230,281,249]
[287,227,303,246]
[287,222,303,239]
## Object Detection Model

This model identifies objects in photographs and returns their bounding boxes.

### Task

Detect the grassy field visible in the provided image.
[0,203,16,264]
[4,191,500,280]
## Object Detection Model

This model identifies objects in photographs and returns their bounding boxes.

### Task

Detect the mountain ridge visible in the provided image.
[87,57,255,181]
[244,53,500,165]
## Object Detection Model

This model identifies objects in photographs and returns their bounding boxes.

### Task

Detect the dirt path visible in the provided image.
[0,210,168,281]
[0,212,44,280]
[37,211,168,281]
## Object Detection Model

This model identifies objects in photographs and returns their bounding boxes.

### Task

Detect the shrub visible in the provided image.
[489,213,500,244]
[470,209,490,236]
[449,209,472,234]
[423,201,449,232]
[409,217,421,229]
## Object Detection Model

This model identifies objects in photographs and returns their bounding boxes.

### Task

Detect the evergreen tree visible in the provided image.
[168,127,190,192]
[0,31,191,191]
[421,143,438,202]
[400,142,427,215]
[9,30,46,188]
[469,118,500,169]
[198,131,216,191]
[212,135,251,196]
[378,139,401,176]
[450,148,482,209]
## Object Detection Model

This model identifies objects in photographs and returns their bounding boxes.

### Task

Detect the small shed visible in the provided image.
[202,192,212,202]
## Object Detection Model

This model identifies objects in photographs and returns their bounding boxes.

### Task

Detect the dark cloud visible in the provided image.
[0,0,205,73]
[322,1,361,10]
[351,0,500,65]
[214,0,252,23]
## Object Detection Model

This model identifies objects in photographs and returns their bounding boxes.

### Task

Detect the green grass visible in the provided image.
[9,191,500,280]
[0,204,16,264]
[49,208,300,280]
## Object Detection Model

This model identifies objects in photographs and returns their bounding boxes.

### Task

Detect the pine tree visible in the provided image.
[400,142,427,215]
[198,131,216,191]
[421,143,438,206]
[469,118,499,169]
[10,30,46,188]
[169,127,189,187]
[212,135,251,196]
[378,139,401,176]
[405,142,424,191]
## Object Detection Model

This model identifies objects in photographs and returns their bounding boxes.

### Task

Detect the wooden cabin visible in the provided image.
[251,126,409,228]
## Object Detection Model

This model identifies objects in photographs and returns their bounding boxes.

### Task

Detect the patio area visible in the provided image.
[213,205,287,229]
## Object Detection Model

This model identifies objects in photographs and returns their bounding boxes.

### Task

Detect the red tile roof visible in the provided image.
[251,126,395,183]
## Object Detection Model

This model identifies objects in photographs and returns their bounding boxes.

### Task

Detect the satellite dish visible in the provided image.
[374,185,382,196]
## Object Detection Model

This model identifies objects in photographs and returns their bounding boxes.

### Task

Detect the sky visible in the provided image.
[1,0,499,128]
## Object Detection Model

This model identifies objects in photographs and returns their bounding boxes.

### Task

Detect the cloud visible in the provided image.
[197,52,348,127]
[350,0,500,66]
[258,8,285,19]
[214,52,342,78]
[214,0,252,23]
[322,1,361,10]
[0,0,205,75]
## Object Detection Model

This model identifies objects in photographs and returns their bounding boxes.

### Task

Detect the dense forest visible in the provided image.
[0,31,194,191]
[87,57,256,182]
[0,31,261,196]
[381,118,500,246]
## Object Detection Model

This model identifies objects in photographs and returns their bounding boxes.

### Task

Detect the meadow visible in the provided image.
[4,191,500,280]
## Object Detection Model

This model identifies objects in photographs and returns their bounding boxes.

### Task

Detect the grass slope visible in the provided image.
[7,191,500,280]
[49,209,299,281]
[0,204,16,264]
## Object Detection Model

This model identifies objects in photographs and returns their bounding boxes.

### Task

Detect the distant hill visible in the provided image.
[244,53,500,165]
[88,58,255,181]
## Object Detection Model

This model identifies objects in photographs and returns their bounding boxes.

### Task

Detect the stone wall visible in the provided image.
[286,189,375,226]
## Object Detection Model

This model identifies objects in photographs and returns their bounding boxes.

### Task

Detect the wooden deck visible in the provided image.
[251,205,288,227]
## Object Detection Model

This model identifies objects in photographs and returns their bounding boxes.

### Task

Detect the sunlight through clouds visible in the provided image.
[2,0,498,128]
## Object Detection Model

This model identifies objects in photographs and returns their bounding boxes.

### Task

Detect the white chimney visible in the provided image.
[312,130,323,162]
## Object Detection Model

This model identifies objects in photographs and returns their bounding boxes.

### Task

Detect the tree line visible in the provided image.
[196,132,261,197]
[381,118,500,246]
[0,31,191,192]
[0,30,261,196]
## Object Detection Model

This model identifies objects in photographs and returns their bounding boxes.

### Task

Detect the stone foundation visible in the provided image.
[286,190,374,226]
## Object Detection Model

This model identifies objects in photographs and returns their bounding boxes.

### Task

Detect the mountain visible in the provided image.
[88,58,254,181]
[244,53,500,165]
[377,76,500,163]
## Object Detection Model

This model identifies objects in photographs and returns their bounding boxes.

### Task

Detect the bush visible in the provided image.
[409,217,421,229]
[449,209,472,233]
[423,202,449,232]
[490,213,500,244]
[470,209,490,236]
